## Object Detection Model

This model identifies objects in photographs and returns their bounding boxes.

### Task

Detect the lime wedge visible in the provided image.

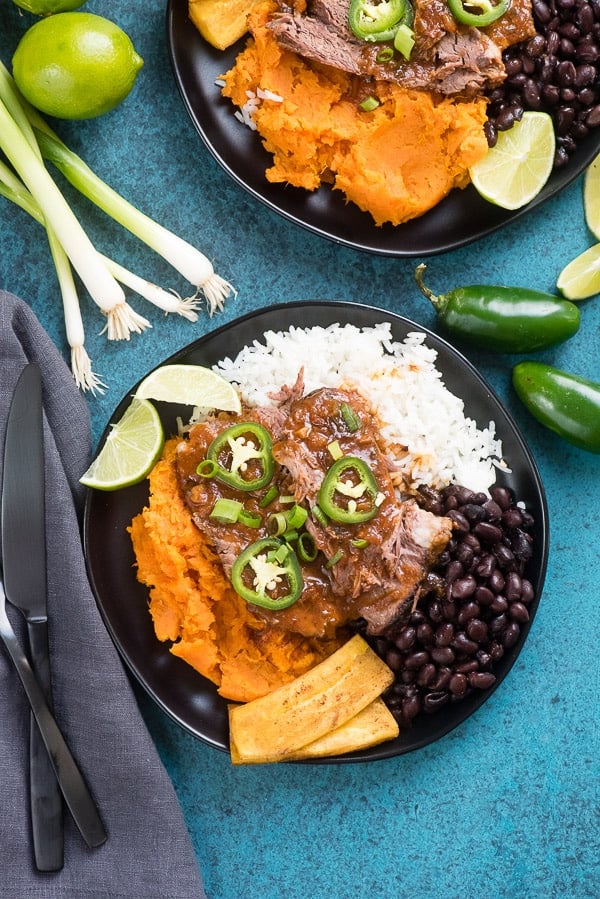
[134,364,242,412]
[80,397,164,490]
[469,111,555,210]
[583,153,600,240]
[557,243,600,300]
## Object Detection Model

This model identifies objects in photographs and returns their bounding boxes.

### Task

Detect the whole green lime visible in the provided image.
[12,0,87,14]
[12,12,144,120]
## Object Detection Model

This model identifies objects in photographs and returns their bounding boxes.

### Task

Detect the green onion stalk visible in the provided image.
[0,59,235,390]
[14,73,236,313]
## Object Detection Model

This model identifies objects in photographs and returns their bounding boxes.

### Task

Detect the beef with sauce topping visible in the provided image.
[175,385,452,640]
[266,0,536,97]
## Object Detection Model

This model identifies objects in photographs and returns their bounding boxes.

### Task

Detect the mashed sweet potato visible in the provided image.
[220,0,490,226]
[129,438,340,702]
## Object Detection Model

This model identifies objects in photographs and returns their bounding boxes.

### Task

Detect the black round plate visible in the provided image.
[166,0,600,257]
[83,302,548,761]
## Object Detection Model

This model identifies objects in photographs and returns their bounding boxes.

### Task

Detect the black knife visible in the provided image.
[1,363,64,870]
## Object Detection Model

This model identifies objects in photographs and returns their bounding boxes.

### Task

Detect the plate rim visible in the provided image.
[84,300,550,763]
[165,0,600,258]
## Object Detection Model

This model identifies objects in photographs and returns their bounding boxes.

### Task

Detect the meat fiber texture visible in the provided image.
[220,0,490,226]
[129,439,340,703]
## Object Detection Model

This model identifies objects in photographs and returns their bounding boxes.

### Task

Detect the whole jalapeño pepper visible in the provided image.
[415,264,580,354]
[512,362,600,454]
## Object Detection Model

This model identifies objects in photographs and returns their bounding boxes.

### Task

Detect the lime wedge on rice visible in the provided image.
[469,111,555,210]
[134,364,242,412]
[583,153,600,240]
[557,243,600,300]
[80,398,164,491]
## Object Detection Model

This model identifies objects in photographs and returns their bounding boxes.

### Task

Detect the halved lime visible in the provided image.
[80,397,164,491]
[583,153,600,240]
[134,364,242,412]
[557,243,600,300]
[469,111,555,210]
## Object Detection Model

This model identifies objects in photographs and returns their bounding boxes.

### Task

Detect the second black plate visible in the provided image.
[166,0,600,257]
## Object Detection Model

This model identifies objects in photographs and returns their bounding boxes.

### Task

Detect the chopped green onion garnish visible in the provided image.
[298,532,318,562]
[268,512,288,537]
[259,485,279,507]
[328,440,343,460]
[273,543,291,564]
[351,538,369,548]
[238,509,261,528]
[286,504,308,530]
[210,498,242,523]
[340,402,361,433]
[311,504,329,529]
[393,24,415,59]
[325,549,344,569]
[279,494,296,505]
[359,96,380,112]
[376,47,395,62]
[196,458,219,478]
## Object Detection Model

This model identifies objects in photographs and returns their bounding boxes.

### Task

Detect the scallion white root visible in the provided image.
[0,163,195,325]
[101,256,200,321]
[47,229,107,394]
[31,123,236,313]
[0,161,105,391]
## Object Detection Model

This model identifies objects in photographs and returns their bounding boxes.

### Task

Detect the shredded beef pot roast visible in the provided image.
[267,0,535,97]
[176,386,452,641]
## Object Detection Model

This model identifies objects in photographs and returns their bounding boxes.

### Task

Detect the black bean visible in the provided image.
[474,521,503,544]
[454,659,480,675]
[417,664,437,687]
[489,641,505,662]
[503,622,521,648]
[395,626,416,651]
[449,673,469,696]
[490,486,512,510]
[452,575,477,600]
[520,579,535,605]
[368,482,536,727]
[402,694,422,721]
[435,622,455,646]
[475,554,496,579]
[505,571,523,601]
[386,649,403,670]
[404,651,430,670]
[447,510,470,533]
[490,613,508,635]
[431,668,452,691]
[509,602,530,623]
[467,618,489,642]
[430,646,456,666]
[533,0,553,23]
[457,601,481,625]
[424,691,450,712]
[452,632,479,655]
[475,585,496,606]
[468,672,497,689]
[490,594,509,614]
[417,621,434,645]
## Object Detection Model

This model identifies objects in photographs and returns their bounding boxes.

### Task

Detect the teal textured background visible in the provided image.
[0,2,598,896]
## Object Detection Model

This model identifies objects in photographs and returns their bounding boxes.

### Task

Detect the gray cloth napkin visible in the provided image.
[0,292,206,898]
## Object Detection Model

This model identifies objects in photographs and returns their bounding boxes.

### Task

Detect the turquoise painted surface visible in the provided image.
[0,2,598,896]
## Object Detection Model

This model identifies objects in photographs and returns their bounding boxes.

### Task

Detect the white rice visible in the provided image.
[213,322,505,494]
